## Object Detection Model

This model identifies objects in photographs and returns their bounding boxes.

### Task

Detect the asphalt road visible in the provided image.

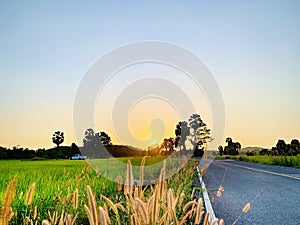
[202,159,300,225]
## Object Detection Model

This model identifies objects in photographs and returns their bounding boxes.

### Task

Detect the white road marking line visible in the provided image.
[216,161,300,181]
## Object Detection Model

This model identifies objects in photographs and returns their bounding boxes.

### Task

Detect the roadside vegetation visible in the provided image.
[227,155,300,168]
[217,138,300,168]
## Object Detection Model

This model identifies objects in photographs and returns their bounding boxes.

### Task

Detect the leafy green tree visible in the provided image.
[52,131,64,148]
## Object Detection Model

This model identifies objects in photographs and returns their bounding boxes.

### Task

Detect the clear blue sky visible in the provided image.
[0,1,299,149]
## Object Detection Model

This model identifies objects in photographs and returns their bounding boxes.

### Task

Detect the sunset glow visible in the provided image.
[0,1,299,150]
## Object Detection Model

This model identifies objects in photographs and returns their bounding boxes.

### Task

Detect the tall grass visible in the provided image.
[0,158,223,224]
[231,155,300,168]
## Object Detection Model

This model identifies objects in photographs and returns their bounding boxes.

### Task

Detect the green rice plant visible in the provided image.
[0,158,223,224]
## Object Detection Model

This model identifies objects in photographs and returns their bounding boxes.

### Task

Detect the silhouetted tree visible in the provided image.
[161,137,175,153]
[188,114,212,151]
[52,131,64,148]
[175,121,189,151]
[290,139,300,155]
[99,131,112,146]
[276,140,287,156]
[226,137,232,145]
[83,128,101,147]
[82,128,112,158]
[259,148,270,155]
[224,137,240,155]
[71,143,81,155]
[218,145,224,156]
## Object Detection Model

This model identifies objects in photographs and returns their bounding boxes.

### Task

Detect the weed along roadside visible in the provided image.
[194,162,218,225]
[0,157,224,225]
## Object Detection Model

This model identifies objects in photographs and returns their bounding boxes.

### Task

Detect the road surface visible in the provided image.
[202,159,300,225]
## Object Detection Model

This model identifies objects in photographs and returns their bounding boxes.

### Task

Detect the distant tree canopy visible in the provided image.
[223,137,241,155]
[218,145,224,156]
[0,143,81,160]
[269,139,300,156]
[173,114,212,157]
[81,128,113,158]
[52,131,64,148]
[99,131,112,146]
[160,137,175,154]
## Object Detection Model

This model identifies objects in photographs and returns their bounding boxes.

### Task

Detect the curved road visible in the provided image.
[202,159,300,225]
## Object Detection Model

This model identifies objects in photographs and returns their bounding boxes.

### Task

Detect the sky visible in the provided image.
[0,0,299,150]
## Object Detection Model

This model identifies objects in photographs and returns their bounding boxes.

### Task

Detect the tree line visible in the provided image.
[218,137,241,156]
[0,113,212,159]
[259,139,300,156]
[217,138,300,157]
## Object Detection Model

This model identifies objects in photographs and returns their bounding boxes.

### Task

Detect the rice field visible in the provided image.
[0,157,222,224]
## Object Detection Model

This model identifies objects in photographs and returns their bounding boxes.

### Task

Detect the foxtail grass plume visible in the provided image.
[98,207,107,225]
[73,188,78,210]
[242,203,250,213]
[25,183,36,205]
[41,220,50,225]
[115,176,122,191]
[86,185,98,225]
[66,214,72,225]
[194,198,204,224]
[124,160,133,195]
[203,211,210,225]
[1,175,17,225]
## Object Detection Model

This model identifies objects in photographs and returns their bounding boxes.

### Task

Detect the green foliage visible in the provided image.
[0,158,198,224]
[259,149,270,156]
[231,155,300,168]
[245,151,256,156]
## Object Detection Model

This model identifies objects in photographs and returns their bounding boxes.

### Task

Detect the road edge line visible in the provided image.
[197,166,218,224]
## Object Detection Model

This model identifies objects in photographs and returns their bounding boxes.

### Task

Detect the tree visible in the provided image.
[259,148,270,155]
[188,114,212,151]
[290,139,300,156]
[83,128,101,147]
[234,142,241,152]
[161,137,175,153]
[276,140,287,156]
[99,131,112,146]
[226,137,232,145]
[224,137,240,155]
[52,131,64,148]
[218,145,224,156]
[174,121,189,151]
[167,137,175,152]
[71,143,80,155]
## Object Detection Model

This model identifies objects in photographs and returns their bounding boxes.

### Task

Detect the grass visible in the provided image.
[221,155,300,168]
[0,157,223,224]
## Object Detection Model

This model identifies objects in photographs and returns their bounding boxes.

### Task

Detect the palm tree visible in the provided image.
[52,131,64,148]
[226,137,232,145]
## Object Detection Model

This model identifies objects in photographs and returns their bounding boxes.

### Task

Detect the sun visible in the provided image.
[152,140,158,145]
